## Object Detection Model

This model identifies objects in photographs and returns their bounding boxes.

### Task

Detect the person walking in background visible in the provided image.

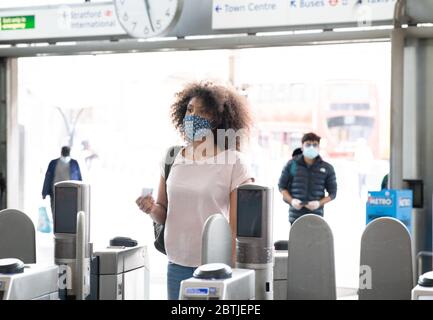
[278,132,337,224]
[381,173,389,190]
[42,146,82,215]
[81,140,99,171]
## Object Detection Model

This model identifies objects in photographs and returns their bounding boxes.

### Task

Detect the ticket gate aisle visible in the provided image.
[180,213,255,300]
[0,182,150,300]
[181,185,273,300]
[54,182,149,300]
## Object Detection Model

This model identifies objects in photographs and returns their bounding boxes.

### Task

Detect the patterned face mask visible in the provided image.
[183,114,213,142]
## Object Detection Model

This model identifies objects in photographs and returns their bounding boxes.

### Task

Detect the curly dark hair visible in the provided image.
[170,81,252,151]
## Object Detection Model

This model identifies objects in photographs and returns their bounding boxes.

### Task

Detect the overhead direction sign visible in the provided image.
[0,2,127,43]
[212,0,397,30]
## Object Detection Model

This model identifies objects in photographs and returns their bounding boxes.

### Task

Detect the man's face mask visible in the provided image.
[183,114,213,142]
[303,142,319,159]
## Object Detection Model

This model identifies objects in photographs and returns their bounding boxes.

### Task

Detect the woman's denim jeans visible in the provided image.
[167,262,197,300]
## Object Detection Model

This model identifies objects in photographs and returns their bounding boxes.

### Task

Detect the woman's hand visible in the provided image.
[136,195,155,214]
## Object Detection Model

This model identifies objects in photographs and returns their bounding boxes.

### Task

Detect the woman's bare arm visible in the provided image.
[136,175,168,224]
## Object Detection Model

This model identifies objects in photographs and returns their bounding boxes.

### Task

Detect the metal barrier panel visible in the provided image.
[287,214,336,300]
[359,217,413,300]
[0,209,36,263]
[201,213,232,266]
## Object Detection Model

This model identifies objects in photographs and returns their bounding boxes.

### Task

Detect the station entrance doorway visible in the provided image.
[10,42,391,297]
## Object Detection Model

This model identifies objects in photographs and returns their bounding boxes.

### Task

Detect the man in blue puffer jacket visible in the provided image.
[278,132,337,224]
[42,146,82,215]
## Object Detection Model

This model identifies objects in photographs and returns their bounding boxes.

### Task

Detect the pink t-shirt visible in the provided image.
[160,148,254,267]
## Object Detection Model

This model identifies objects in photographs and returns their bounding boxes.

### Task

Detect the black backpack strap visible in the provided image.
[153,145,183,255]
[164,145,183,181]
[285,159,297,188]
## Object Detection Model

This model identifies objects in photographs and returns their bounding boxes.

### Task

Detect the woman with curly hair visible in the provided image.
[136,81,254,300]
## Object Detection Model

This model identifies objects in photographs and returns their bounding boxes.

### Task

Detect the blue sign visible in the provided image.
[366,189,413,231]
[186,287,209,295]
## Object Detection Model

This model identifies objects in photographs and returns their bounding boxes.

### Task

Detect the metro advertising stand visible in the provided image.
[366,189,413,232]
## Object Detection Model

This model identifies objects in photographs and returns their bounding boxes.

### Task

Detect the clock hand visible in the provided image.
[143,0,155,32]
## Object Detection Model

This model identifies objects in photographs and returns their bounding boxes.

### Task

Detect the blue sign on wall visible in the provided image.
[366,189,413,231]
